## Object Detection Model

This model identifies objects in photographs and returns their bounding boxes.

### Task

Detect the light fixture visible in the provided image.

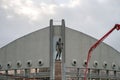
[7,62,12,68]
[72,59,77,66]
[17,61,22,67]
[93,61,98,67]
[103,61,107,68]
[27,60,32,67]
[38,59,43,66]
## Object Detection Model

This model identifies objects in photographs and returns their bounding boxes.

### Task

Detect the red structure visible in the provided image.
[84,24,120,80]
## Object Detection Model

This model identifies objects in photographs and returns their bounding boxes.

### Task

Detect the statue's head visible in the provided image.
[59,38,61,42]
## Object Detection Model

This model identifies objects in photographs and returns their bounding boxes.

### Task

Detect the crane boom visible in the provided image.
[84,24,120,80]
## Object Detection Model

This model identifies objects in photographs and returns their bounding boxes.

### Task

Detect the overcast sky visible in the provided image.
[0,0,120,52]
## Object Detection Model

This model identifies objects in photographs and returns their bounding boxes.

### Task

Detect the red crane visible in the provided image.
[84,24,120,80]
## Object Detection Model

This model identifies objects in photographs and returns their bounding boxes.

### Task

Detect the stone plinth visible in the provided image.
[55,60,62,80]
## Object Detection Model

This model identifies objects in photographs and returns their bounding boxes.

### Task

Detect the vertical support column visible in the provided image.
[61,19,66,80]
[14,69,17,76]
[5,70,8,80]
[35,68,37,75]
[106,70,109,80]
[25,69,30,78]
[25,69,27,77]
[50,19,54,80]
[114,71,116,78]
[5,70,8,75]
[88,69,90,80]
[98,70,100,80]
[61,19,65,63]
[77,68,80,80]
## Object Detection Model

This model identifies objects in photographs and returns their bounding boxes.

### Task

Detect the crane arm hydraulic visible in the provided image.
[84,24,120,80]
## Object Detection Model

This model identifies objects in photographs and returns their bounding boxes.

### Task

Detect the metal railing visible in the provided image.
[0,68,50,80]
[65,67,120,80]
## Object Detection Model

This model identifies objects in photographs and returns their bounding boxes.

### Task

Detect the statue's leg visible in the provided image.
[59,50,61,60]
[58,53,60,60]
[56,53,58,60]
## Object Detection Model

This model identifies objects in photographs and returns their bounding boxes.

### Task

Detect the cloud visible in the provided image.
[59,0,80,8]
[0,0,120,52]
[68,0,80,8]
[6,15,13,19]
[0,0,57,21]
[0,0,81,21]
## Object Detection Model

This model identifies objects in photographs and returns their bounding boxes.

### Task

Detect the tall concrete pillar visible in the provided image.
[61,19,66,80]
[50,19,54,80]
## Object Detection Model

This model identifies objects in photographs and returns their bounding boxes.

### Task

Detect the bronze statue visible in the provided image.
[55,38,63,60]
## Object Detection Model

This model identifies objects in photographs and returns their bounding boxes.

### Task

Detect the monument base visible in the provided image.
[55,60,62,80]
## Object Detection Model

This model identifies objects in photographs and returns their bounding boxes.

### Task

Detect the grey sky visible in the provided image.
[0,0,120,52]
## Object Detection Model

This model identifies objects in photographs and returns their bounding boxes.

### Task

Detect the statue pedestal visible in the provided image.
[55,60,62,80]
